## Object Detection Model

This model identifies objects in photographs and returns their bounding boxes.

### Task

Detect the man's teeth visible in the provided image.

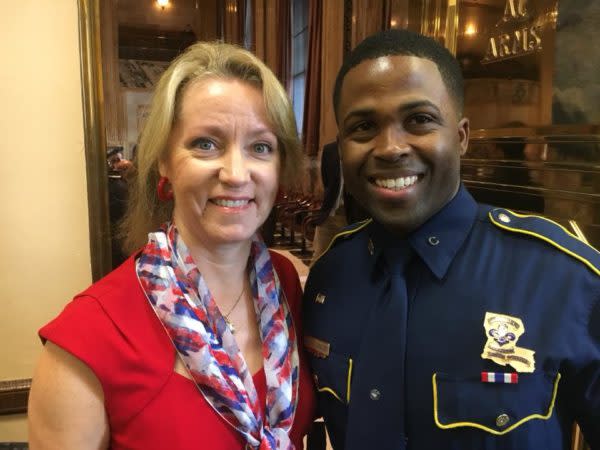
[374,176,418,190]
[213,199,250,207]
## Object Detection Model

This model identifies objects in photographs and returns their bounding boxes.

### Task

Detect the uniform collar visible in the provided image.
[368,185,478,280]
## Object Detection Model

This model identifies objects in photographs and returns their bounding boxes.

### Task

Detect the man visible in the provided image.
[303,29,600,450]
[106,147,131,267]
[311,141,368,261]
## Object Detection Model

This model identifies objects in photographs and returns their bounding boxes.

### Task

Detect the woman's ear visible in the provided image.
[158,159,167,177]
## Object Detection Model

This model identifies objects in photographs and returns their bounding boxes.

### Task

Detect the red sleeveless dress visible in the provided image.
[40,251,316,449]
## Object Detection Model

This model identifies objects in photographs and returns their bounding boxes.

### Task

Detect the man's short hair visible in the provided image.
[333,29,465,120]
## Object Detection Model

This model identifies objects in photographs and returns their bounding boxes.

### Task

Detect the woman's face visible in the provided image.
[160,78,280,247]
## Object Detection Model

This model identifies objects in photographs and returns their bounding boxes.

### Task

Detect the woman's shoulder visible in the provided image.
[77,254,141,301]
[269,249,295,273]
[38,254,175,428]
[268,250,301,291]
[41,254,169,351]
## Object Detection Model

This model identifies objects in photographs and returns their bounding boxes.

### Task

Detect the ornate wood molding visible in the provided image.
[78,0,113,281]
[0,379,31,415]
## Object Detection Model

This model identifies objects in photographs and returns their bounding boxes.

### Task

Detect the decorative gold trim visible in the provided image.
[569,221,589,244]
[444,0,459,55]
[310,218,373,267]
[489,210,600,277]
[317,386,344,403]
[470,125,600,141]
[463,180,600,203]
[0,378,31,415]
[78,0,113,281]
[346,358,353,403]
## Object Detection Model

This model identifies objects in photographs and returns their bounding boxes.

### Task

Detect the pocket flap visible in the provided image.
[308,348,352,404]
[433,372,561,435]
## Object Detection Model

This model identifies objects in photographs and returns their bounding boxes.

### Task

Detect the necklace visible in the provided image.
[223,284,245,334]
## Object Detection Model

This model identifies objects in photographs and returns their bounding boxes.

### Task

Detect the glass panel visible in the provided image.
[463,138,600,247]
[553,1,600,124]
[292,0,307,35]
[456,0,558,129]
[292,28,306,75]
[292,73,305,134]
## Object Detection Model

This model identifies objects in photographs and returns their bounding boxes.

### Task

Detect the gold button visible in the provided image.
[496,413,510,427]
[498,213,511,223]
[315,293,326,304]
[368,239,375,255]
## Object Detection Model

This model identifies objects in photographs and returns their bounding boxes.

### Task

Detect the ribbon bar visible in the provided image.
[481,372,519,384]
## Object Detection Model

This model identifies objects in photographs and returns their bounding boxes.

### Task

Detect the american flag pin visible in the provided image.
[481,372,519,384]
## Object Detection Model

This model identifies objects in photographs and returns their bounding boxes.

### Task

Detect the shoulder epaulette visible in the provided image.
[310,218,372,267]
[489,208,600,277]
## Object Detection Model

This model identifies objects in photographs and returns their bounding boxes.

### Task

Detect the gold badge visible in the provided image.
[481,312,535,373]
[304,335,330,358]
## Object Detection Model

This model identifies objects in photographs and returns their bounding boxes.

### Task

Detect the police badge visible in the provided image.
[481,312,535,373]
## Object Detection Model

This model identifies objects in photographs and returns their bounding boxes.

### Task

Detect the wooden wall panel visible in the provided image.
[118,0,199,31]
[264,0,279,72]
[194,0,219,41]
[351,0,386,48]
[319,0,345,150]
[116,0,219,42]
[253,0,266,60]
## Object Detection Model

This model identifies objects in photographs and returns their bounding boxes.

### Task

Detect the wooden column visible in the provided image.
[100,0,124,147]
[319,0,344,150]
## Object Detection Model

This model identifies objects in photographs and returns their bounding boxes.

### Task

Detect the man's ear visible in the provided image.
[458,117,470,156]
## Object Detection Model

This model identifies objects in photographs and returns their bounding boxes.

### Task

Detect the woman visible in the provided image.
[28,42,315,449]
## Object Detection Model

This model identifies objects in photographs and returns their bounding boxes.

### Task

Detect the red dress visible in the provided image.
[40,251,316,449]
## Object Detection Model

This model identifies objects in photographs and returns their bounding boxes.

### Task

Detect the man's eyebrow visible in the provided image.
[342,108,374,127]
[398,100,442,115]
[342,100,443,127]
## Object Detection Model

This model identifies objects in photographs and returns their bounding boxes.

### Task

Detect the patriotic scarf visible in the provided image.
[136,223,299,449]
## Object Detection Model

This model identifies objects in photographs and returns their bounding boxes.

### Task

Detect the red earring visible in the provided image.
[157,176,174,201]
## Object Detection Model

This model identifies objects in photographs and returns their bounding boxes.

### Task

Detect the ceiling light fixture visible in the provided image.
[157,0,169,10]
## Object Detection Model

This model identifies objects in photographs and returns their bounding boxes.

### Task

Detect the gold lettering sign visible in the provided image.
[503,0,529,21]
[482,0,543,64]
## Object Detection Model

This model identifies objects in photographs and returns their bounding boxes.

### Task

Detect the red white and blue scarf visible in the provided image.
[136,223,299,449]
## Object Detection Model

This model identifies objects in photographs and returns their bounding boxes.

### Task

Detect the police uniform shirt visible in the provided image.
[303,185,600,450]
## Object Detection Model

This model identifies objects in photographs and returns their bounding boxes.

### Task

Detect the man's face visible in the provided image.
[108,153,122,170]
[336,55,469,235]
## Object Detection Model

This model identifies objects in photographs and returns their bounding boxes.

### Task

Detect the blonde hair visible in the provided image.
[120,42,304,254]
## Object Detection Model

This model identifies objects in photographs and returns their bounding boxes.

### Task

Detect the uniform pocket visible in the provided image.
[309,351,353,404]
[433,371,561,435]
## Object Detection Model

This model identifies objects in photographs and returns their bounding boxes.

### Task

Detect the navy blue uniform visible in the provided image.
[303,186,600,450]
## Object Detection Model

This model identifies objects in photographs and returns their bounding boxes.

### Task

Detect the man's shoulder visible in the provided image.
[311,219,372,268]
[481,206,600,277]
